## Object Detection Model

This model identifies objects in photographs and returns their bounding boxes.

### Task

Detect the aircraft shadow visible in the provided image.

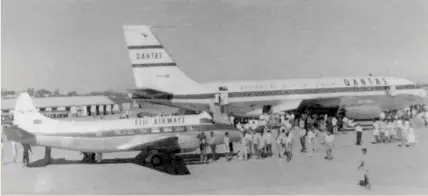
[26,153,230,176]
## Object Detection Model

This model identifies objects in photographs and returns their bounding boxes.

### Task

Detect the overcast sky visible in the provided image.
[2,0,428,92]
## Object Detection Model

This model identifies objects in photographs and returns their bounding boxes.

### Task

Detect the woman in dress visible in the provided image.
[386,119,396,142]
[306,126,316,158]
[406,123,416,147]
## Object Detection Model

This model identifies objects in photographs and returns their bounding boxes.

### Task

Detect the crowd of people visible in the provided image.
[229,111,346,162]
[196,104,428,165]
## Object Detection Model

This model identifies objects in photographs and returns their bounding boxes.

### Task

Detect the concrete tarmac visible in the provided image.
[2,125,428,194]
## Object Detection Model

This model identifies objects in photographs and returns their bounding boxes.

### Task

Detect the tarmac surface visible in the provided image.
[2,118,428,195]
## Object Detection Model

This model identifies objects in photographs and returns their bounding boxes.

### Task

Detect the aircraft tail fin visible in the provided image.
[122,25,200,91]
[13,93,56,130]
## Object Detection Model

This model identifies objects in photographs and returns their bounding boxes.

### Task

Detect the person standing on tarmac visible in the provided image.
[357,147,371,189]
[355,123,363,146]
[207,131,217,161]
[284,128,293,161]
[45,147,52,165]
[22,143,32,167]
[197,132,208,163]
[224,132,233,161]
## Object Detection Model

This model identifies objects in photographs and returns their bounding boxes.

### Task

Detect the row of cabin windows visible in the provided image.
[229,86,390,97]
[1,105,119,114]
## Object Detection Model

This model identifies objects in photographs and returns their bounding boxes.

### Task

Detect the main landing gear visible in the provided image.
[81,152,103,163]
[136,150,175,167]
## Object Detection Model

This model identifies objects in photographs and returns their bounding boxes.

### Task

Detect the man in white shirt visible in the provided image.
[207,132,217,161]
[280,115,285,125]
[324,131,334,160]
[357,148,371,189]
[290,113,295,121]
[264,130,273,157]
[355,123,363,145]
[378,120,387,143]
[284,129,293,161]
[342,117,349,128]
[252,131,260,159]
[299,127,307,152]
[332,117,338,134]
[229,116,235,126]
[258,132,266,158]
[224,132,232,161]
[306,128,315,157]
[372,120,380,143]
[243,131,252,160]
[379,112,386,120]
[236,122,243,131]
[424,111,428,126]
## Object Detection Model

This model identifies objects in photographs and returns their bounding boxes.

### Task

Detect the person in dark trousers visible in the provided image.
[207,131,217,161]
[299,126,307,152]
[224,132,233,161]
[197,132,208,164]
[45,147,52,165]
[22,143,32,167]
[355,123,363,145]
[357,148,371,189]
[284,129,293,162]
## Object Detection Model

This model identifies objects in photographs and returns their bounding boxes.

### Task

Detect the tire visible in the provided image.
[150,155,163,166]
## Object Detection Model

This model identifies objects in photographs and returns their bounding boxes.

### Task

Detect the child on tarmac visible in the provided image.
[357,147,371,189]
[323,131,334,160]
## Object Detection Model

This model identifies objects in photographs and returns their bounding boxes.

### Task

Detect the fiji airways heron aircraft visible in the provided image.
[3,93,241,166]
[124,25,427,119]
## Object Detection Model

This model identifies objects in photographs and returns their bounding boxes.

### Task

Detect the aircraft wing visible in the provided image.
[128,88,172,99]
[228,93,426,119]
[117,135,180,151]
[338,94,427,111]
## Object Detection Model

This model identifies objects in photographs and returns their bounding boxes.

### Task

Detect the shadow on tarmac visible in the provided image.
[25,153,231,176]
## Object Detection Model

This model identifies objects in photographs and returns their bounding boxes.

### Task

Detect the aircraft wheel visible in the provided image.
[150,155,163,166]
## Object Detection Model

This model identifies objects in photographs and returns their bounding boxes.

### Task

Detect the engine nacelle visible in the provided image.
[343,104,382,120]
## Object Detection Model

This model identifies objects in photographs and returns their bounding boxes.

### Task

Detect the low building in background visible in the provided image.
[1,95,133,124]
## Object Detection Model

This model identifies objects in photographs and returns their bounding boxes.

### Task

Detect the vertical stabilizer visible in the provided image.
[13,93,55,130]
[123,25,200,91]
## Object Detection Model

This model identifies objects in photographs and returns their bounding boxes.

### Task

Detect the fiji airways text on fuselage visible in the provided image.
[134,116,186,127]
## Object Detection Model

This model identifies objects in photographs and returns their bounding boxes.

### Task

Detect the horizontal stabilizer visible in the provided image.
[3,125,35,142]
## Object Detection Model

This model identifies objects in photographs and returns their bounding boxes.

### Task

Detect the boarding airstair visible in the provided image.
[210,86,230,124]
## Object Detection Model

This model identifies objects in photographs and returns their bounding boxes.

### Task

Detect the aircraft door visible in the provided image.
[213,93,221,105]
[213,86,229,106]
[219,86,229,105]
[385,85,397,96]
